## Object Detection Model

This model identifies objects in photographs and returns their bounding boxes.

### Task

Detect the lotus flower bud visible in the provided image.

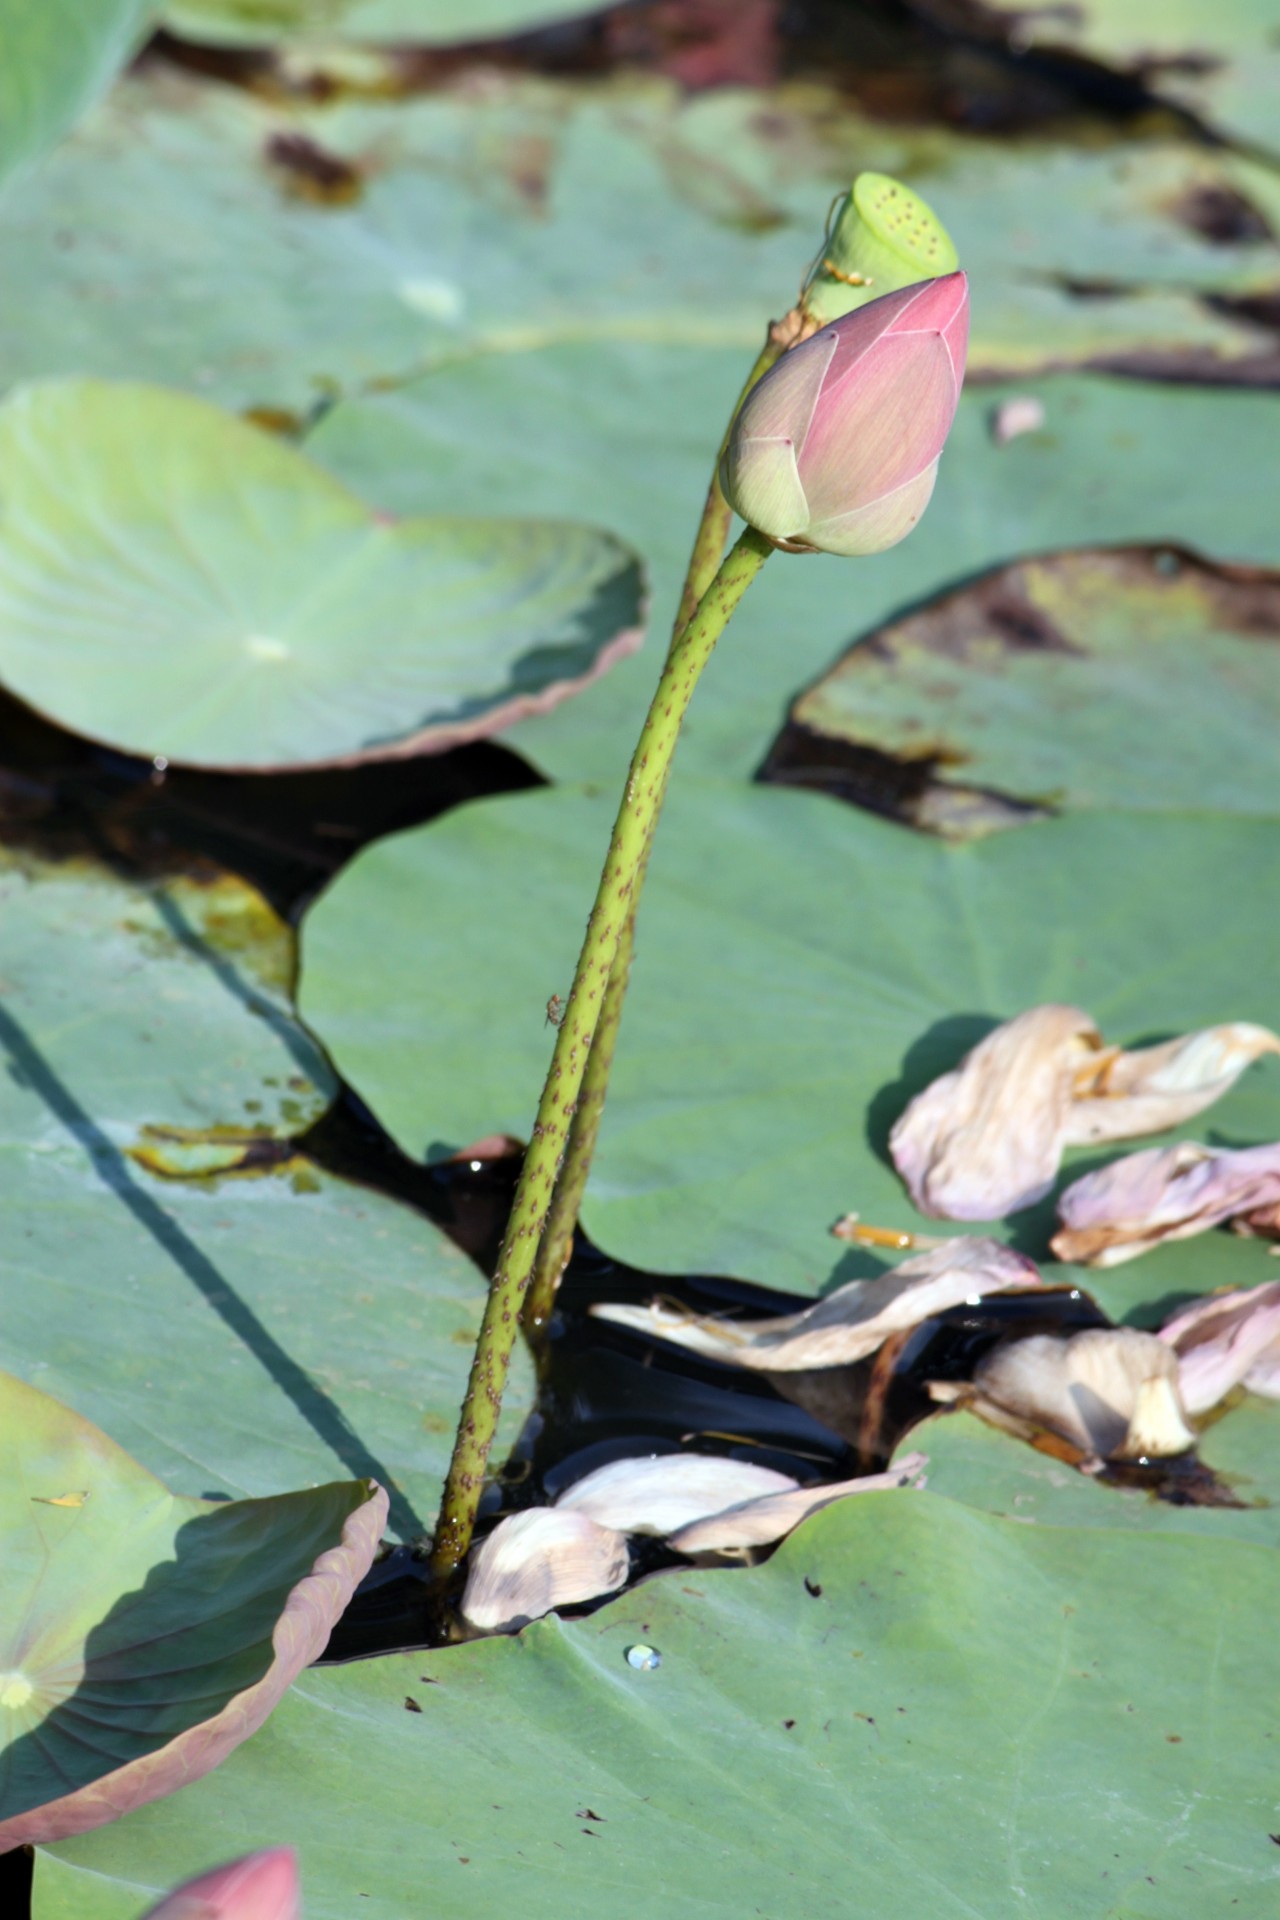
[141,1848,300,1920]
[801,173,959,330]
[720,272,969,558]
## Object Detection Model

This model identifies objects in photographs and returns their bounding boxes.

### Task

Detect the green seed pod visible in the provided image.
[800,172,959,330]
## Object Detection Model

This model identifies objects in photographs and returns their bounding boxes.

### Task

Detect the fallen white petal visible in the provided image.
[590,1237,1040,1371]
[667,1454,928,1553]
[957,1326,1195,1460]
[556,1453,797,1534]
[1054,1141,1280,1267]
[1064,1024,1280,1146]
[461,1509,629,1633]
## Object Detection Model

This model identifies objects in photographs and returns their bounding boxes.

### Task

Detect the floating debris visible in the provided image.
[556,1453,798,1534]
[1054,1140,1280,1266]
[990,395,1046,445]
[667,1453,928,1555]
[891,1006,1279,1219]
[591,1238,1039,1371]
[460,1509,629,1634]
[1160,1280,1280,1414]
[932,1326,1196,1464]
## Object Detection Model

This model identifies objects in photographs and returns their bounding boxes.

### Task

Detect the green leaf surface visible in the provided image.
[299,782,1280,1292]
[0,0,152,191]
[779,545,1280,831]
[36,1492,1280,1917]
[0,70,1276,415]
[898,1399,1280,1549]
[0,842,530,1537]
[316,371,1280,785]
[0,379,643,770]
[164,0,603,46]
[0,1368,385,1849]
[0,845,332,1140]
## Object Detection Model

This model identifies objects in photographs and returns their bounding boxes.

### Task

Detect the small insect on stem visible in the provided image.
[545,994,565,1029]
[822,261,874,287]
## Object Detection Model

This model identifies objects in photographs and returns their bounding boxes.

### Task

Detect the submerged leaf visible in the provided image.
[460,1510,630,1634]
[1053,1140,1280,1266]
[591,1238,1040,1371]
[936,1327,1196,1464]
[892,1006,1279,1220]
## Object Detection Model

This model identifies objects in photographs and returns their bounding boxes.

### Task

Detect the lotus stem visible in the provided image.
[432,527,774,1577]
[522,337,785,1332]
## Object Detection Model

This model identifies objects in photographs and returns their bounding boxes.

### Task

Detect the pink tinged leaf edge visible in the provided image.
[140,1847,301,1920]
[0,1482,388,1850]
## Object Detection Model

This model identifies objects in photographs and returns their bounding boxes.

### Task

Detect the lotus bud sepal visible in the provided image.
[720,273,969,559]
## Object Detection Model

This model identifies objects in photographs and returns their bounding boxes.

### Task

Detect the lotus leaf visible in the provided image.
[0,380,644,770]
[316,373,1280,784]
[770,546,1280,834]
[299,783,1280,1290]
[0,842,531,1534]
[35,1492,1280,1917]
[0,0,152,190]
[0,1368,385,1850]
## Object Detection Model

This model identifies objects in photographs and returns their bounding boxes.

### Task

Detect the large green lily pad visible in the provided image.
[299,782,1280,1292]
[897,1397,1280,1549]
[316,369,1280,786]
[0,842,531,1537]
[164,0,604,46]
[0,844,332,1140]
[0,0,152,190]
[770,545,1280,834]
[0,70,1276,416]
[0,379,644,770]
[35,1490,1280,1917]
[0,1368,385,1849]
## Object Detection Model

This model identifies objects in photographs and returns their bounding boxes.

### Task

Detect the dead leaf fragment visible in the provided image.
[556,1454,797,1535]
[891,1007,1279,1220]
[1160,1281,1280,1415]
[935,1326,1195,1463]
[1053,1140,1280,1266]
[667,1454,928,1555]
[591,1237,1040,1371]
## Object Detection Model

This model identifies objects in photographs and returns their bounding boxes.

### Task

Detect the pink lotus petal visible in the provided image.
[1159,1280,1280,1414]
[1054,1141,1280,1266]
[720,271,968,558]
[141,1848,300,1920]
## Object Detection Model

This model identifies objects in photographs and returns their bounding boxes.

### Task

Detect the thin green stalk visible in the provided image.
[431,528,773,1577]
[522,338,786,1329]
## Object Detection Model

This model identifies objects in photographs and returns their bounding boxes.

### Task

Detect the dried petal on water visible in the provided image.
[590,1237,1040,1372]
[460,1509,629,1634]
[556,1453,797,1535]
[1053,1140,1280,1267]
[941,1326,1196,1462]
[891,1005,1101,1220]
[1160,1280,1280,1414]
[891,1008,1280,1221]
[667,1453,928,1554]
